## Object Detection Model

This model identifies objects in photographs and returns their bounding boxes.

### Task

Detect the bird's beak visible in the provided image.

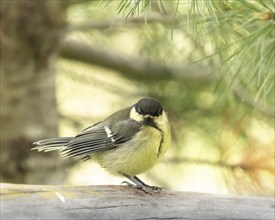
[143,116,157,128]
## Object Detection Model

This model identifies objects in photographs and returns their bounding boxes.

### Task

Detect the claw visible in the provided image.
[121,181,163,194]
[121,181,135,187]
[139,185,163,194]
[121,173,164,194]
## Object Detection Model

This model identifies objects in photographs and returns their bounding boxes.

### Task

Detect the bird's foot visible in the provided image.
[121,181,163,194]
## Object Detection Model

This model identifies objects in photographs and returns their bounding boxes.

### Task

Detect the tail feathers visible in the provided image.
[32,137,73,152]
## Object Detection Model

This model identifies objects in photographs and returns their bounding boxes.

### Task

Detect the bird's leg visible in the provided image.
[121,173,163,194]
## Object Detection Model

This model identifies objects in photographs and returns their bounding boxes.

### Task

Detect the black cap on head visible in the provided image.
[135,98,163,116]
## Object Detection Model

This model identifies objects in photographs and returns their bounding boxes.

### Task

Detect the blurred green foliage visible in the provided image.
[55,0,274,195]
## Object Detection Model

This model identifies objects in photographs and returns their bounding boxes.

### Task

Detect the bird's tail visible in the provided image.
[31,137,73,152]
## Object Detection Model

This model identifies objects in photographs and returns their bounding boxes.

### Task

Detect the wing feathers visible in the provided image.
[34,119,142,160]
[32,137,73,152]
[60,123,115,158]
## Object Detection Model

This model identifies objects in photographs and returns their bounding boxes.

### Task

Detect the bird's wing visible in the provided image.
[61,120,142,158]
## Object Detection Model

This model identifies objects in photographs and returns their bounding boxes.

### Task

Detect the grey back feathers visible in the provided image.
[32,107,142,160]
[62,119,141,158]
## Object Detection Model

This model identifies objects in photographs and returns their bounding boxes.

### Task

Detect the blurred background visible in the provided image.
[1,0,274,196]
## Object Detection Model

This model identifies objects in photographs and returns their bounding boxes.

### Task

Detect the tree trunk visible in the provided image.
[0,1,66,183]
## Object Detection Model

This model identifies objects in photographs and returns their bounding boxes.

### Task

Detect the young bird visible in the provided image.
[32,98,171,193]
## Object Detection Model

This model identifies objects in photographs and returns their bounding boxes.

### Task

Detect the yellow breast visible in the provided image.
[95,124,170,176]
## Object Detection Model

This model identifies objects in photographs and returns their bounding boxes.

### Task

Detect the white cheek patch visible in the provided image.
[130,107,143,122]
[104,126,115,142]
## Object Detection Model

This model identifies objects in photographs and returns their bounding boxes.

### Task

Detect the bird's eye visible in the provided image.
[157,109,162,116]
[153,109,162,116]
[136,107,143,115]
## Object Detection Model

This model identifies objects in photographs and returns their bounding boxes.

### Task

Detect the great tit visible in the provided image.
[32,98,171,193]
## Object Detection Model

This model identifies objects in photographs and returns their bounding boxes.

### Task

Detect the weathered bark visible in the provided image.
[1,183,274,220]
[0,1,66,183]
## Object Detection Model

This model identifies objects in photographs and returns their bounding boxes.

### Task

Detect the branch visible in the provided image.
[2,183,274,220]
[64,14,179,33]
[234,86,275,118]
[59,39,213,83]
